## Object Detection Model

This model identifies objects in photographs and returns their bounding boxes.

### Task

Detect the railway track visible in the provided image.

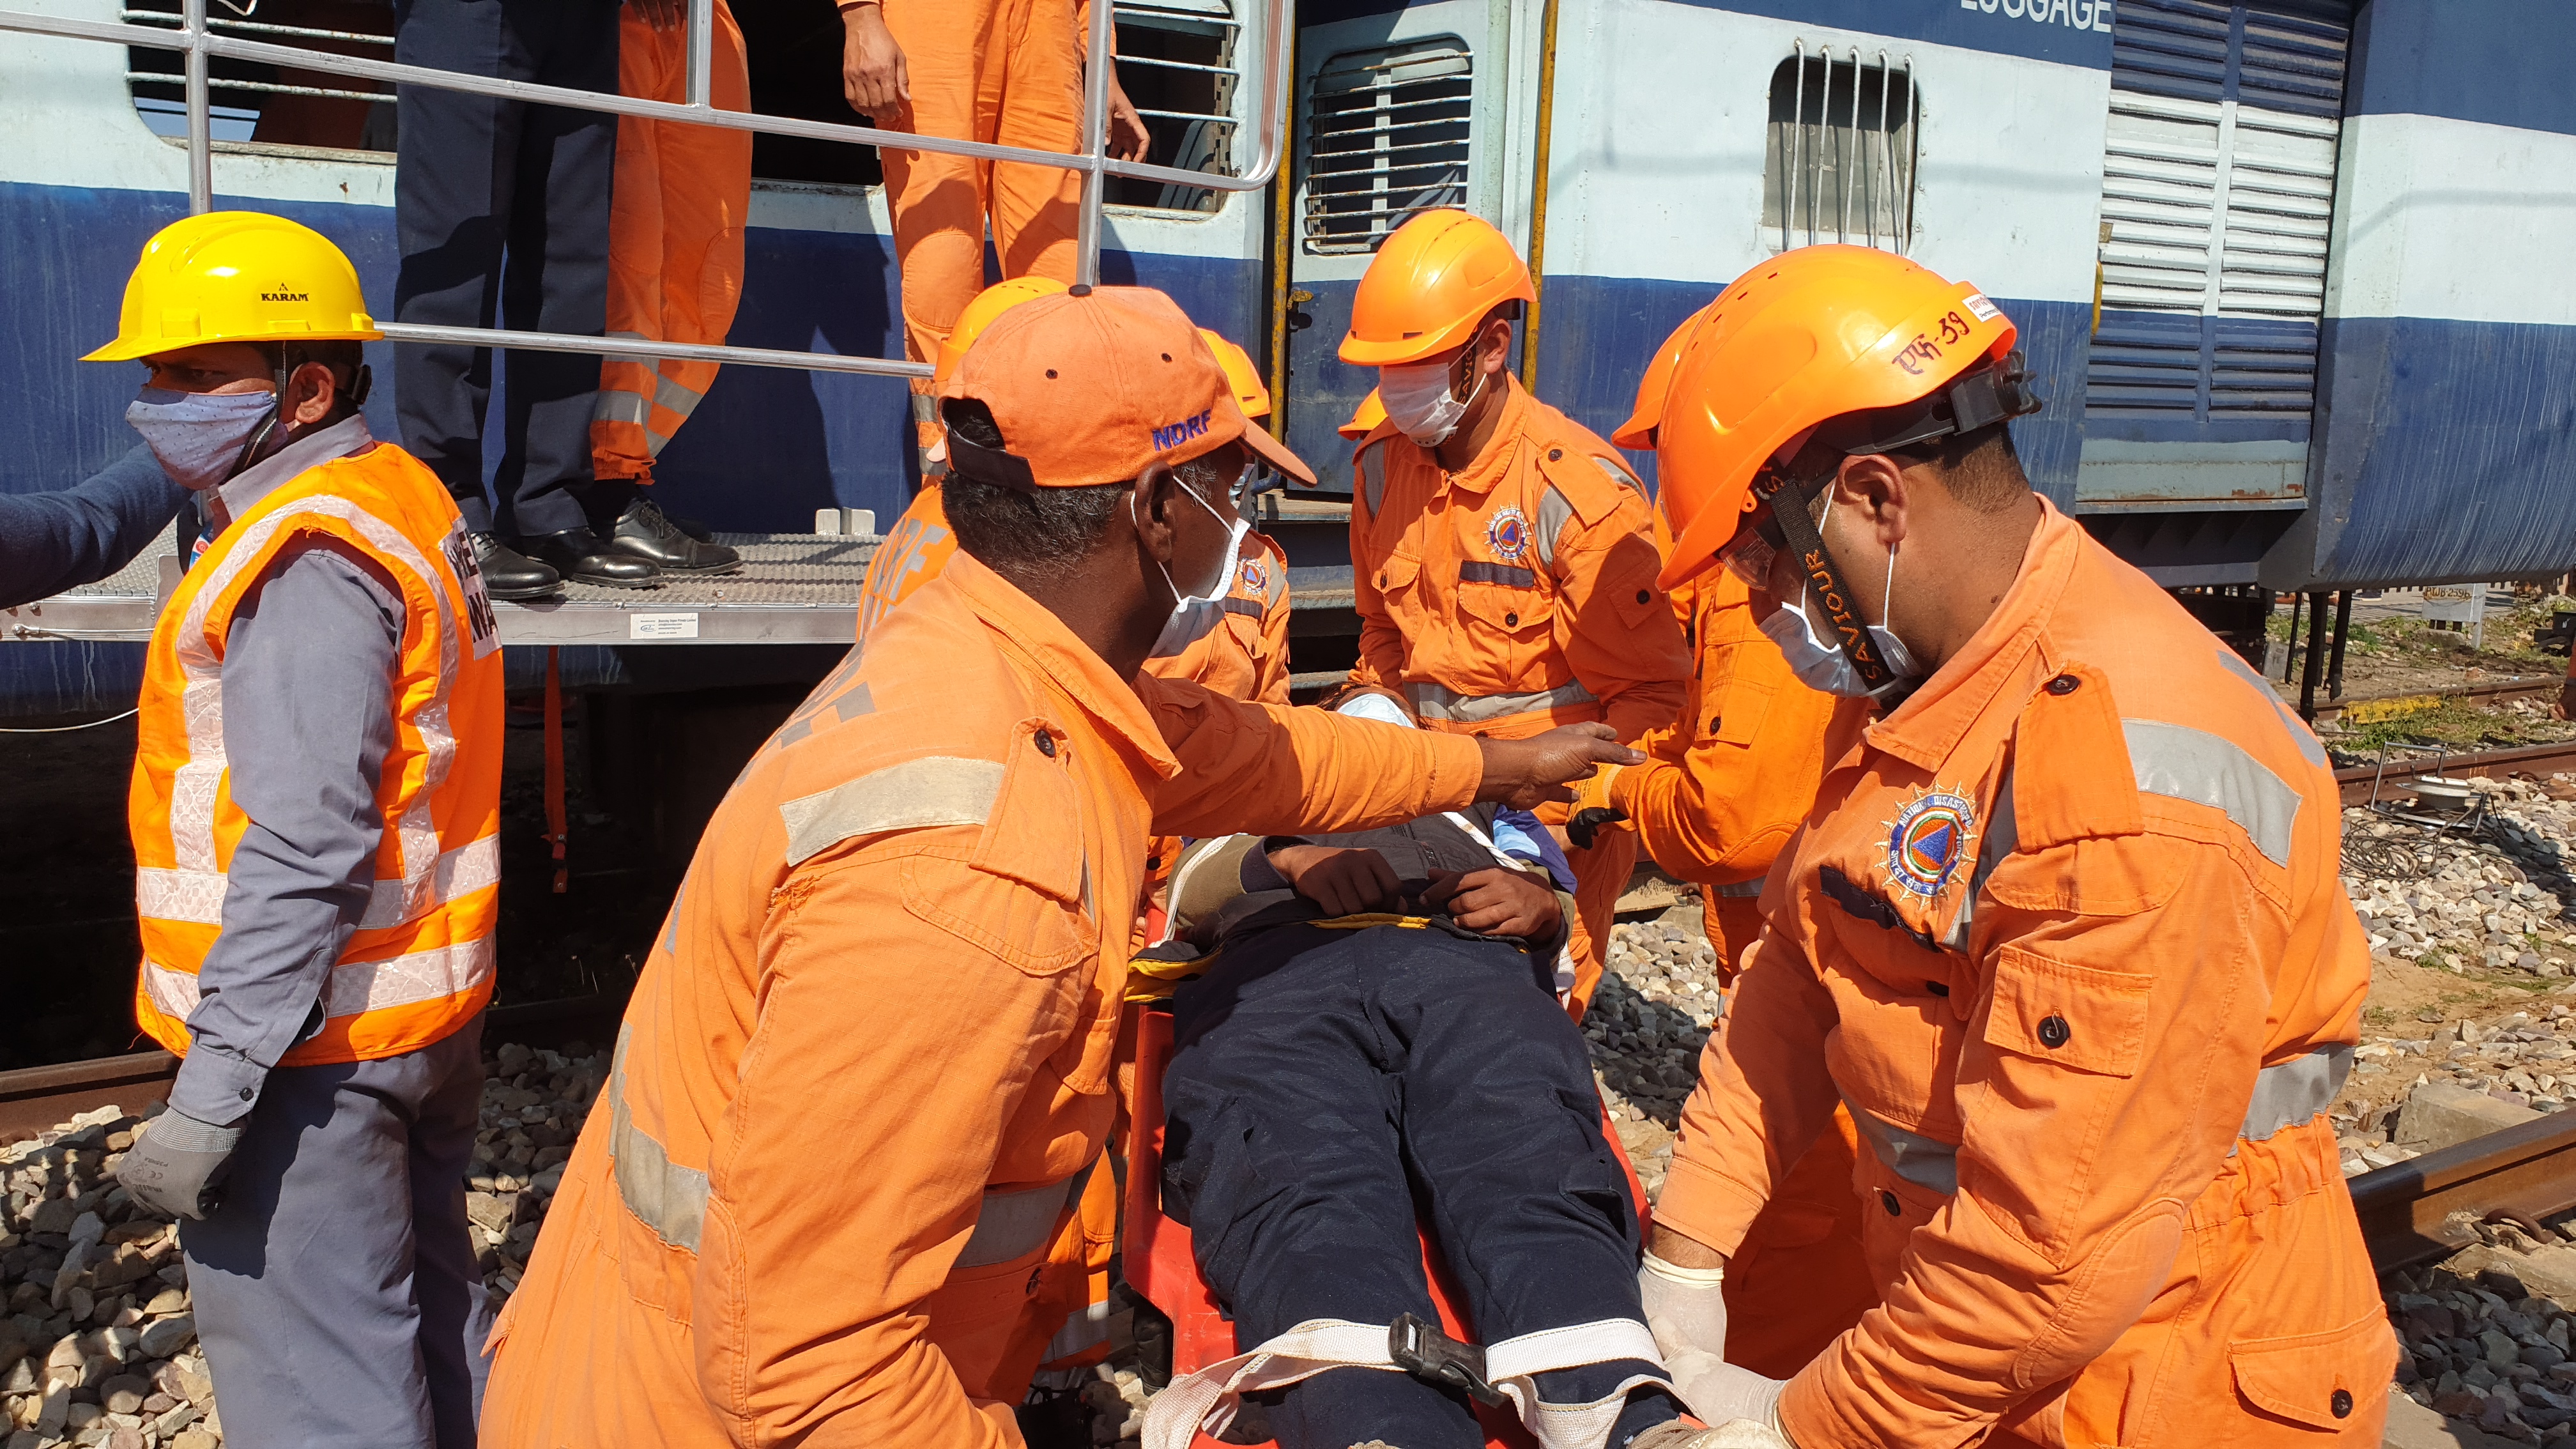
[2308,676,2564,724]
[0,995,625,1144]
[2334,740,2576,807]
[2349,1111,2576,1273]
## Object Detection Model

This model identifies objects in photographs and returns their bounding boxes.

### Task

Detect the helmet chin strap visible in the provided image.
[1751,464,1914,707]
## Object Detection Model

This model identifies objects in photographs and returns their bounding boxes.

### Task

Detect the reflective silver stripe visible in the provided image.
[1402,680,1598,724]
[609,1023,709,1252]
[2241,1045,2352,1142]
[1845,1098,1958,1196]
[1359,440,1389,517]
[1458,561,1537,588]
[1042,1298,1116,1363]
[2214,647,2328,767]
[778,756,1006,866]
[1590,454,1642,497]
[1941,767,2018,951]
[1536,485,1576,572]
[168,495,466,923]
[654,372,708,422]
[1711,878,1765,898]
[2123,719,2301,868]
[593,390,652,426]
[143,933,494,1022]
[957,1167,1087,1268]
[137,833,501,930]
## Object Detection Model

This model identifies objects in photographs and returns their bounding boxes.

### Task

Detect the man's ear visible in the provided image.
[1478,315,1513,376]
[1130,464,1181,566]
[286,361,338,427]
[1834,453,1911,551]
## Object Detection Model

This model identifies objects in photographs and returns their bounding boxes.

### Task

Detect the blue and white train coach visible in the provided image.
[0,0,2569,715]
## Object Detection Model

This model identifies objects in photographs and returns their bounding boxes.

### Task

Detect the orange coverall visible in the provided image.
[1348,376,1690,1010]
[477,551,1472,1448]
[1659,500,2394,1448]
[1613,566,1868,1380]
[878,0,1081,382]
[591,0,752,483]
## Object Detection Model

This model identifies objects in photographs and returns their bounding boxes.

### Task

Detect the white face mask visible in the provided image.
[1142,474,1252,656]
[1757,495,1924,698]
[1376,352,1487,448]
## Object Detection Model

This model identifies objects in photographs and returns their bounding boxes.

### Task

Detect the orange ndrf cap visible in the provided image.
[941,286,1314,490]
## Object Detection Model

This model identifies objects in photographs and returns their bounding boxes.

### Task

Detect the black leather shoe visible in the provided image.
[609,498,740,574]
[524,528,661,589]
[470,532,561,601]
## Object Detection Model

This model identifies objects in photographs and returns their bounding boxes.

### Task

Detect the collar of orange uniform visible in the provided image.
[1434,373,1534,498]
[941,548,1187,783]
[1860,496,2082,774]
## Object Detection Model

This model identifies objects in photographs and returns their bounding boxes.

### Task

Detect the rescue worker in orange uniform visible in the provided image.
[1338,208,1691,1012]
[837,0,1151,466]
[98,213,504,1446]
[1627,246,2393,1448]
[477,284,1636,1448]
[1564,306,1873,1383]
[583,0,748,577]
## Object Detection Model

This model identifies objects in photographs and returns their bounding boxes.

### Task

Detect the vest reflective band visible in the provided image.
[130,445,505,1067]
[1402,680,1599,726]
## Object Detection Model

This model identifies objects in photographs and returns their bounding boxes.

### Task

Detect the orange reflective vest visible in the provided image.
[130,442,505,1066]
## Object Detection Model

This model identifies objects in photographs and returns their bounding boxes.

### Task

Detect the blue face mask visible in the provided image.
[125,386,280,492]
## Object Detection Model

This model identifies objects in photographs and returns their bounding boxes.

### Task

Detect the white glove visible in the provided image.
[1664,1351,1790,1444]
[1638,1249,1729,1361]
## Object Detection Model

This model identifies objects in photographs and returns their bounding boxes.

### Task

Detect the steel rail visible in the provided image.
[2333,740,2576,807]
[2350,1111,2576,1273]
[0,997,629,1144]
[373,321,931,381]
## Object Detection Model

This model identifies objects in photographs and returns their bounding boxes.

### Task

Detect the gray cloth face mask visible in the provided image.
[126,385,280,492]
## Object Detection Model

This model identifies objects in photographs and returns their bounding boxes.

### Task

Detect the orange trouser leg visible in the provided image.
[1561,827,1637,1018]
[985,0,1080,286]
[1705,894,1768,980]
[594,0,751,483]
[1030,1164,1121,1374]
[923,1234,1057,1444]
[1719,1105,1876,1378]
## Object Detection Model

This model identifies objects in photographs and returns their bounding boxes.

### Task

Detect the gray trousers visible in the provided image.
[181,1014,492,1448]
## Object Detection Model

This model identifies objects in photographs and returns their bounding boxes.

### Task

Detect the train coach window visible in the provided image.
[1301,39,1472,256]
[1103,0,1245,212]
[125,0,399,154]
[1763,47,1917,253]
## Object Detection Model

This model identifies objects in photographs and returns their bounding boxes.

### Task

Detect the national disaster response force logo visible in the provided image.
[1485,506,1531,564]
[1882,786,1977,900]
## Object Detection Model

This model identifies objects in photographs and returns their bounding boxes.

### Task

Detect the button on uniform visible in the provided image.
[2038,1014,2071,1048]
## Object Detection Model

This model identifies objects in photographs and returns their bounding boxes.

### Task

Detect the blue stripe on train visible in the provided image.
[0,180,1259,534]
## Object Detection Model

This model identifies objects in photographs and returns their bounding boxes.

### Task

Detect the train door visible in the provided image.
[2078,0,2354,511]
[1276,0,1533,489]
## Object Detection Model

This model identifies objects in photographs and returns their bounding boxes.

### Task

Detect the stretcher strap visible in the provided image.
[1142,1316,1668,1449]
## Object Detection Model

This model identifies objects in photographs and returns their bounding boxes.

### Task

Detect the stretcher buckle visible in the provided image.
[1388,1312,1507,1407]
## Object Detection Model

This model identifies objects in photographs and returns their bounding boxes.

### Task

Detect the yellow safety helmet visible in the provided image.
[1198,328,1271,420]
[933,275,1070,387]
[86,211,380,363]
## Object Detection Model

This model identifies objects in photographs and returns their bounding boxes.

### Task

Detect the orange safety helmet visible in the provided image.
[1338,388,1386,440]
[1338,210,1536,368]
[1199,328,1271,420]
[1611,302,1719,451]
[934,275,1070,388]
[1655,245,2034,595]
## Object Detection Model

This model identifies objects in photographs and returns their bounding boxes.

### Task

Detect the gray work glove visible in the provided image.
[116,1108,244,1221]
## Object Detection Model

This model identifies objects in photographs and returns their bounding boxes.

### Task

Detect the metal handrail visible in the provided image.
[1,0,1291,376]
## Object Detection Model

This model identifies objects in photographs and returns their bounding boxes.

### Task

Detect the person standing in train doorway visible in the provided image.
[1337,207,1691,1015]
[1634,245,2394,1446]
[95,213,503,1448]
[395,0,677,597]
[836,0,1151,474]
[583,0,749,579]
